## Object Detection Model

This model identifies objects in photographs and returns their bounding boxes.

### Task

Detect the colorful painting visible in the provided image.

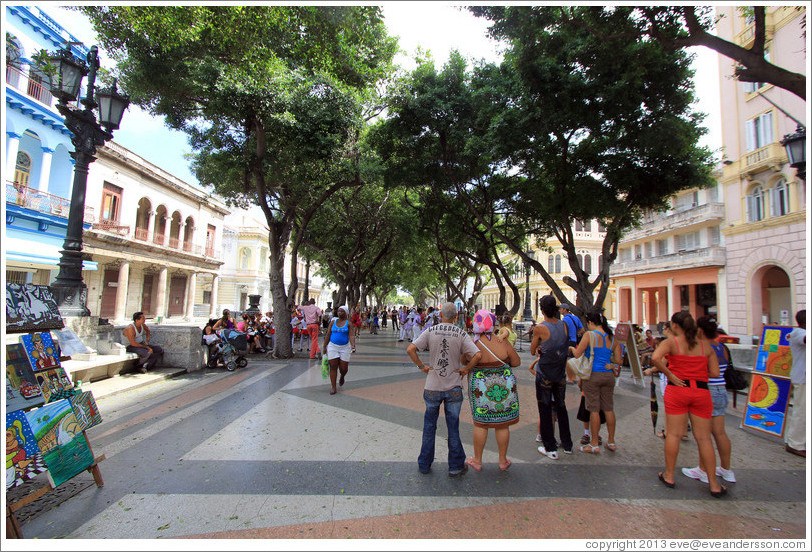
[6,343,45,412]
[742,374,792,438]
[34,367,72,403]
[20,332,62,372]
[754,326,794,378]
[5,283,64,333]
[6,410,48,488]
[69,391,103,431]
[24,399,94,487]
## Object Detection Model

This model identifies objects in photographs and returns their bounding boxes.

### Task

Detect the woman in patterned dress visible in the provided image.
[463,309,521,472]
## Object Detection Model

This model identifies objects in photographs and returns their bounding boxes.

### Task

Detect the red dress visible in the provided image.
[663,339,713,418]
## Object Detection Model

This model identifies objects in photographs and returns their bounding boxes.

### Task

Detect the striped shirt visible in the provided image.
[708,341,727,386]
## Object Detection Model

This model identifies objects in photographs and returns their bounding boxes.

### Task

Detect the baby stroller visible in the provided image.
[207,329,249,371]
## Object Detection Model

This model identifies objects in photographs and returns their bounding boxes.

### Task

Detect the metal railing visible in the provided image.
[168,237,180,249]
[6,181,70,217]
[134,227,149,241]
[153,233,166,246]
[92,221,131,236]
[6,66,54,107]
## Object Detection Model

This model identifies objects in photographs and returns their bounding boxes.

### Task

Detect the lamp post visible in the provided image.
[780,124,806,181]
[44,45,129,317]
[522,249,534,322]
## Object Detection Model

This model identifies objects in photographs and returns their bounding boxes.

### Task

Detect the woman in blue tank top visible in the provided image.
[322,306,356,395]
[569,311,622,454]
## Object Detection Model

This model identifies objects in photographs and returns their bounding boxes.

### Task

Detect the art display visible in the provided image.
[6,343,45,412]
[5,283,64,333]
[6,410,48,489]
[52,328,90,357]
[69,391,103,431]
[616,323,643,383]
[33,367,72,403]
[754,325,794,378]
[24,399,95,488]
[742,373,792,438]
[20,332,62,371]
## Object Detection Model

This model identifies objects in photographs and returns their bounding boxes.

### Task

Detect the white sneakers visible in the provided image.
[535,434,543,443]
[681,466,737,484]
[538,446,558,460]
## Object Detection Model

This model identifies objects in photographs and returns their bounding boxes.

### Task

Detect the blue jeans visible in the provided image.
[418,387,466,472]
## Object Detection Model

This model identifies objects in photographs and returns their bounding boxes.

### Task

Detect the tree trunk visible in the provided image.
[268,227,294,358]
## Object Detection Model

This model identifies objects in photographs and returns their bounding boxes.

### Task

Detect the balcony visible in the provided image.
[153,233,166,246]
[5,181,71,218]
[168,237,180,249]
[742,143,785,175]
[621,203,726,242]
[134,227,149,241]
[611,246,726,277]
[6,66,54,108]
[91,221,131,236]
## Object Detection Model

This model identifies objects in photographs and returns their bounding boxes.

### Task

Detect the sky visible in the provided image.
[45,3,723,189]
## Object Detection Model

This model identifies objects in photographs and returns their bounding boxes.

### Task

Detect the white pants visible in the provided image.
[785,383,806,450]
[400,323,410,340]
[411,324,421,341]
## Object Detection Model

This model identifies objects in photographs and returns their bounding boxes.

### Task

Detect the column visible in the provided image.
[114,261,130,323]
[209,274,219,318]
[6,131,21,178]
[688,284,698,318]
[657,287,669,323]
[38,147,54,193]
[716,268,729,334]
[635,287,644,325]
[185,272,197,320]
[154,267,168,321]
[666,277,675,318]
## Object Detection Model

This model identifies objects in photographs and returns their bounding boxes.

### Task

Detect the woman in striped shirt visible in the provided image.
[681,316,736,485]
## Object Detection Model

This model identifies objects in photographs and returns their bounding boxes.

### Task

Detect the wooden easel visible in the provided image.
[616,322,644,386]
[6,431,105,539]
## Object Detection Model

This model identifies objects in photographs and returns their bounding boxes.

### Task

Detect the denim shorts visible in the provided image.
[710,384,728,417]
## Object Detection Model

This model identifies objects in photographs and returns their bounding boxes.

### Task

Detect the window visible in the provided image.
[259,247,268,271]
[634,245,642,260]
[656,238,669,256]
[548,254,554,273]
[644,242,653,258]
[677,231,701,251]
[100,182,123,224]
[14,151,31,187]
[577,254,583,269]
[746,185,765,222]
[745,112,774,152]
[620,249,631,262]
[6,270,29,284]
[239,248,252,269]
[575,220,583,232]
[675,191,699,211]
[598,221,606,232]
[202,290,212,304]
[583,220,592,232]
[554,255,561,273]
[707,185,719,202]
[770,178,789,217]
[584,254,592,274]
[709,226,721,246]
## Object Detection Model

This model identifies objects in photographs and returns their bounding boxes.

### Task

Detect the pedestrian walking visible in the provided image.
[323,306,356,395]
[123,312,164,373]
[464,308,521,472]
[785,309,806,458]
[651,312,726,498]
[298,298,323,359]
[531,295,573,459]
[398,307,409,341]
[407,302,482,476]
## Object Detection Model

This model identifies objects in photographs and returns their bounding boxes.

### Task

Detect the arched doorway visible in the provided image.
[758,266,792,327]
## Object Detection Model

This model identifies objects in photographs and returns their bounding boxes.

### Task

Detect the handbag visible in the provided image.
[722,343,747,390]
[566,331,595,381]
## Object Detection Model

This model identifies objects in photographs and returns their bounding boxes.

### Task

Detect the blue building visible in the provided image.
[5,5,97,284]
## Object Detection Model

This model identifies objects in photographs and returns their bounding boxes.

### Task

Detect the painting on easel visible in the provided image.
[754,325,794,378]
[6,410,48,489]
[6,343,45,412]
[20,332,62,371]
[742,373,792,438]
[5,283,64,333]
[24,399,95,488]
[69,391,103,431]
[33,367,72,403]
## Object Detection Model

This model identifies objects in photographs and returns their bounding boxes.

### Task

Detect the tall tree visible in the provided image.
[81,6,397,357]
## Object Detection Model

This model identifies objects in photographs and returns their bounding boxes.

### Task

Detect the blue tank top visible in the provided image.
[330,318,350,346]
[586,330,614,372]
[708,341,727,386]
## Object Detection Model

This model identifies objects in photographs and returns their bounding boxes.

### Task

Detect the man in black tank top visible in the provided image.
[531,296,573,458]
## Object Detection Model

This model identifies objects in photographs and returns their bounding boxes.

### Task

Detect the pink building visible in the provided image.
[716,6,806,340]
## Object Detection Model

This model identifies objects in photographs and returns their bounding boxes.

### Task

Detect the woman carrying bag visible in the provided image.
[569,311,623,453]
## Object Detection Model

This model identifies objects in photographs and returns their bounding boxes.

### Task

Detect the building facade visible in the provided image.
[612,181,728,331]
[716,6,806,339]
[478,222,616,321]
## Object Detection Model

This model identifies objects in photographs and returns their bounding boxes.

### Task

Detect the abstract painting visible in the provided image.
[5,283,64,333]
[6,343,45,412]
[20,332,62,372]
[24,399,94,487]
[742,373,792,438]
[69,391,103,431]
[754,325,794,378]
[6,410,48,488]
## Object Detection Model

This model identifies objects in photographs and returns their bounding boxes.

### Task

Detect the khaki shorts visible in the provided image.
[583,371,615,412]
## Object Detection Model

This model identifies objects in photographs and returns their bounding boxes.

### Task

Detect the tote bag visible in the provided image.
[566,331,596,381]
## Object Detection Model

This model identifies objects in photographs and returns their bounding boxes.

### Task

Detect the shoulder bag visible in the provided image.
[722,343,748,391]
[566,331,595,381]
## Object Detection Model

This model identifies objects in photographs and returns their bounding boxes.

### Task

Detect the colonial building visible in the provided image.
[478,222,616,321]
[612,180,727,331]
[716,6,806,339]
[81,141,228,324]
[5,6,94,284]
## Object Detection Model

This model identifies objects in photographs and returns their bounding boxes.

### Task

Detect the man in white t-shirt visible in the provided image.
[407,303,482,476]
[785,309,806,457]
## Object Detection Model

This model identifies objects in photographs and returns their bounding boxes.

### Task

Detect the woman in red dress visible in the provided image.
[651,312,726,497]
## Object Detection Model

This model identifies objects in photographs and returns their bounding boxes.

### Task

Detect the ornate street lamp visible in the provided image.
[522,249,534,322]
[780,124,806,182]
[44,45,130,317]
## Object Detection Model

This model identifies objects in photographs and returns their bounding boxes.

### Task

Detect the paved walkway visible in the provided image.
[16,330,809,541]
